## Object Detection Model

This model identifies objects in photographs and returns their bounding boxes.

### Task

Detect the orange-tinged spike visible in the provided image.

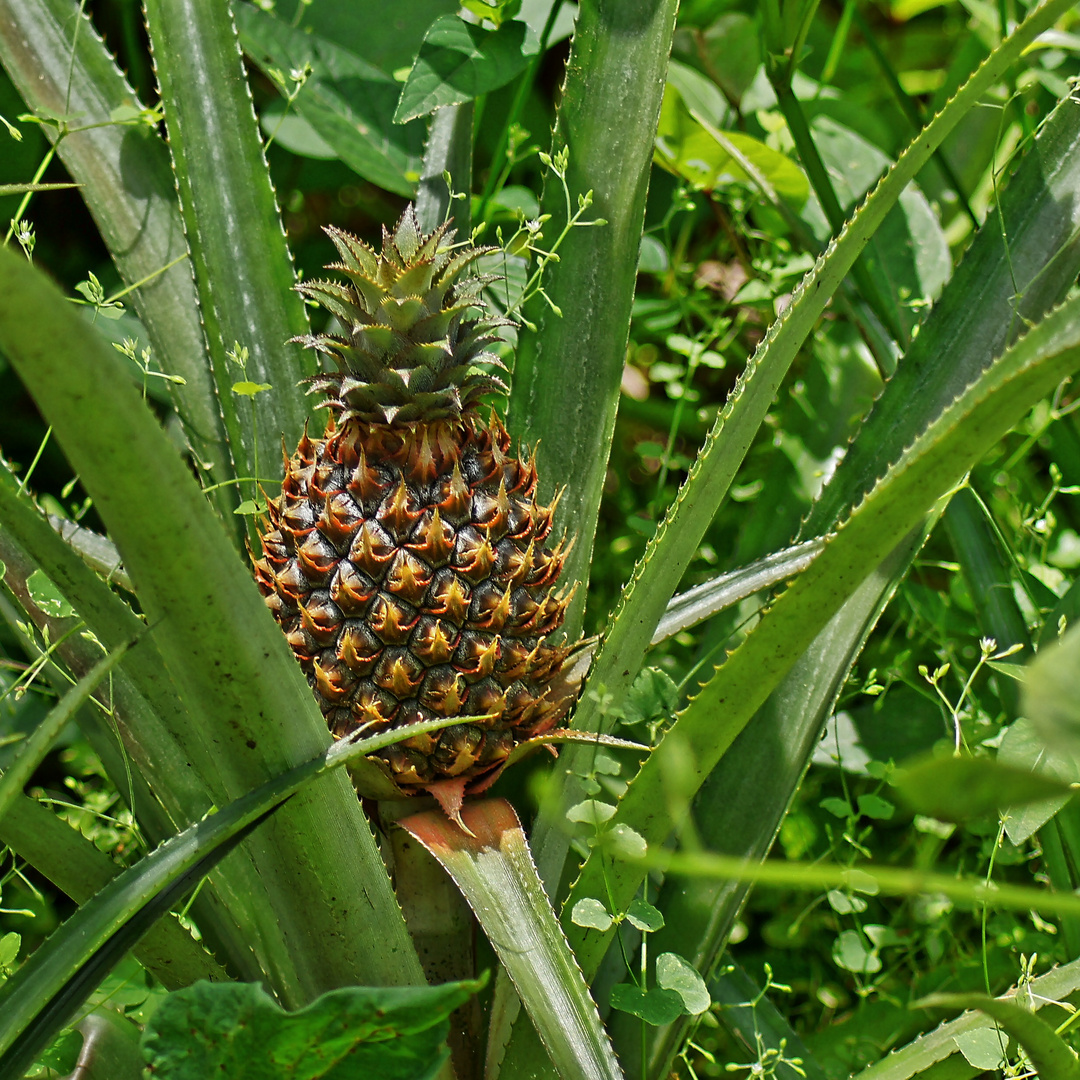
[407,507,455,566]
[455,635,499,679]
[428,574,470,624]
[438,460,470,521]
[378,477,422,540]
[337,627,381,672]
[505,537,535,587]
[297,532,337,584]
[368,594,420,643]
[454,534,496,583]
[474,584,513,632]
[405,425,440,484]
[411,619,457,665]
[320,491,362,548]
[329,564,377,615]
[299,597,341,645]
[375,654,425,697]
[420,669,467,715]
[313,658,352,702]
[350,521,395,578]
[476,476,511,537]
[386,549,432,603]
[349,444,387,506]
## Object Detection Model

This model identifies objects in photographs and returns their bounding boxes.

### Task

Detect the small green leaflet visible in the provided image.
[231,381,272,397]
[26,568,75,618]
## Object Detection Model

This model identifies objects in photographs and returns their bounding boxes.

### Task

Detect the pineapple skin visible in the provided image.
[253,210,579,794]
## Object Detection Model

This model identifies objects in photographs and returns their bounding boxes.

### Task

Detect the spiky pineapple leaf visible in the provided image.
[529,0,1078,897]
[562,287,1080,981]
[142,0,319,551]
[401,799,624,1080]
[506,0,680,642]
[634,85,1080,1080]
[0,0,234,523]
[0,714,469,1079]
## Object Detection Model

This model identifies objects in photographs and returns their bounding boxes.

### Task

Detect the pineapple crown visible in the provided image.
[293,207,509,425]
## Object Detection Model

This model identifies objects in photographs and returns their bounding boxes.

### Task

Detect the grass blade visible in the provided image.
[0,791,229,990]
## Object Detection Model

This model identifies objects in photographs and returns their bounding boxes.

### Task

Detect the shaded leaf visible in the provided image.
[609,984,685,1026]
[141,978,482,1080]
[236,4,425,196]
[655,954,710,1015]
[894,756,1074,823]
[394,16,537,123]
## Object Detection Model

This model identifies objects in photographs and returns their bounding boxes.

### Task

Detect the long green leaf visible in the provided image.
[563,288,1080,981]
[636,81,1080,1078]
[913,994,1080,1080]
[0,242,422,1004]
[506,0,680,637]
[806,88,1080,535]
[0,788,228,991]
[0,804,287,1078]
[530,0,1076,895]
[849,960,1080,1080]
[402,799,624,1080]
[142,0,318,541]
[0,715,464,1077]
[625,526,929,1077]
[0,0,234,522]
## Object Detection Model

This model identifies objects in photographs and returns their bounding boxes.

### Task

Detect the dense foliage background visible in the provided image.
[4,1,1080,1078]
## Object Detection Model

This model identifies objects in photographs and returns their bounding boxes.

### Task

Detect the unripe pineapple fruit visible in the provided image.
[254,208,582,799]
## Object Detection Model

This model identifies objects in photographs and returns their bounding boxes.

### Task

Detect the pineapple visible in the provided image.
[254,208,582,802]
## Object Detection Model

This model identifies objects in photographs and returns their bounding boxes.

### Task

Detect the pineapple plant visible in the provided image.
[253,209,582,803]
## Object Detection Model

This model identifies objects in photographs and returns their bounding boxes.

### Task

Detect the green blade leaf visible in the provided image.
[0,638,130,823]
[394,15,536,123]
[1023,621,1080,757]
[913,993,1080,1080]
[142,0,319,546]
[506,0,680,638]
[0,798,288,1078]
[0,714,460,1077]
[894,756,1075,823]
[0,789,229,990]
[142,978,484,1080]
[530,0,1078,899]
[401,799,625,1080]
